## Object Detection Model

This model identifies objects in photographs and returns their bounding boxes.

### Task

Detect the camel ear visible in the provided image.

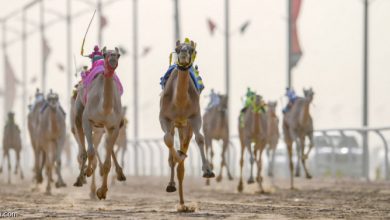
[102,46,107,57]
[176,40,180,47]
[115,47,121,58]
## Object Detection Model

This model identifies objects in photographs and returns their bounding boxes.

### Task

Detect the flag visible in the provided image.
[57,63,65,72]
[141,46,151,57]
[240,21,251,34]
[290,0,303,69]
[42,37,51,61]
[207,18,217,35]
[100,15,108,29]
[3,56,20,112]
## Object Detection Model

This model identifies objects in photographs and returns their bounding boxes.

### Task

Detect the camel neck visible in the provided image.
[252,111,261,135]
[301,101,311,125]
[49,108,58,134]
[174,68,190,108]
[102,75,114,115]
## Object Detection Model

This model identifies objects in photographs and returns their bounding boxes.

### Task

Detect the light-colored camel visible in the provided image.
[237,95,267,193]
[28,89,46,182]
[35,91,67,194]
[159,40,214,211]
[265,101,280,177]
[0,112,23,183]
[203,94,233,185]
[283,88,314,189]
[73,47,126,200]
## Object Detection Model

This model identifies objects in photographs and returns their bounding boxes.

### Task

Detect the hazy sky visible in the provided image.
[1,0,390,141]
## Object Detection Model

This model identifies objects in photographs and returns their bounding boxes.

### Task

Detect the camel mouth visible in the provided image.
[109,59,118,68]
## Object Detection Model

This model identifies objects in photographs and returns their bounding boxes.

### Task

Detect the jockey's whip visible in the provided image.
[80,9,97,56]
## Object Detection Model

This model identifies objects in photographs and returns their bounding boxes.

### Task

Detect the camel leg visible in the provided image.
[256,143,265,193]
[74,104,87,187]
[16,150,24,179]
[204,136,212,185]
[286,139,294,189]
[111,148,126,181]
[246,140,255,184]
[55,140,67,188]
[90,160,97,199]
[6,150,11,184]
[160,117,186,163]
[218,139,233,182]
[300,136,312,179]
[268,145,276,177]
[36,150,45,184]
[166,151,177,192]
[96,127,119,200]
[305,131,314,159]
[45,149,53,195]
[0,148,6,174]
[189,116,214,178]
[237,138,245,192]
[82,115,96,177]
[176,126,191,211]
[92,129,104,177]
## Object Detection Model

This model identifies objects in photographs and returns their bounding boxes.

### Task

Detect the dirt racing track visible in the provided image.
[0,173,389,219]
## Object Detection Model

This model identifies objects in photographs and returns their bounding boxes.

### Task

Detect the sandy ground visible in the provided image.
[0,170,389,220]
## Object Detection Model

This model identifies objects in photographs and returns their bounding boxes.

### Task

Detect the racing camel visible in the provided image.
[159,39,214,211]
[265,101,280,177]
[283,88,314,189]
[237,95,267,193]
[72,47,126,200]
[0,112,23,184]
[203,94,233,185]
[35,91,67,194]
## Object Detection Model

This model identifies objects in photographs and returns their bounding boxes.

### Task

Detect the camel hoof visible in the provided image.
[202,170,215,178]
[86,167,94,177]
[216,175,222,182]
[73,177,84,187]
[20,173,24,180]
[205,179,210,186]
[237,182,243,193]
[306,174,312,179]
[176,204,196,212]
[55,181,67,188]
[116,169,126,181]
[37,175,43,184]
[44,190,51,196]
[96,187,108,200]
[228,175,234,181]
[166,185,176,193]
[247,178,255,184]
[0,167,2,173]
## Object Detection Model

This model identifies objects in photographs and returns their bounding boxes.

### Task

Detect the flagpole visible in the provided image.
[133,0,139,176]
[287,0,292,89]
[2,21,6,123]
[173,0,181,43]
[224,0,230,133]
[97,0,102,46]
[22,9,28,171]
[66,0,72,113]
[40,0,46,94]
[362,0,369,181]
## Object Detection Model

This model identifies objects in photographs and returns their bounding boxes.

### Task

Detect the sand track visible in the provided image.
[0,174,389,219]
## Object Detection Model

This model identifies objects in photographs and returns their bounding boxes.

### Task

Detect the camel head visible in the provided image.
[252,95,264,114]
[7,112,15,123]
[267,101,278,116]
[35,88,45,103]
[218,94,228,111]
[175,39,196,69]
[46,90,60,110]
[102,46,121,76]
[303,88,314,103]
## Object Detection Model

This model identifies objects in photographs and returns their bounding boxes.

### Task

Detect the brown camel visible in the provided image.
[265,101,280,177]
[73,47,126,200]
[35,91,67,194]
[203,94,233,185]
[283,88,314,189]
[28,89,46,182]
[159,39,214,211]
[237,95,267,193]
[0,112,23,183]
